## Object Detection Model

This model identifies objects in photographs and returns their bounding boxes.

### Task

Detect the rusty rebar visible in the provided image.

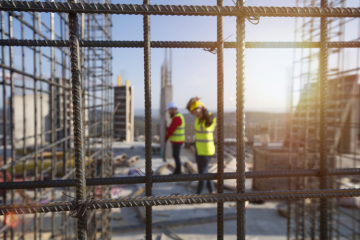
[217,0,224,238]
[1,2,360,17]
[2,39,360,48]
[143,0,152,238]
[68,0,87,238]
[319,0,329,239]
[0,189,359,216]
[236,0,246,239]
[0,168,358,190]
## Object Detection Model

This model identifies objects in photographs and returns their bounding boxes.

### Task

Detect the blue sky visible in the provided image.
[112,0,301,113]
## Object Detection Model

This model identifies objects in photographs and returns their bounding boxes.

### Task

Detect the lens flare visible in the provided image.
[5,213,19,228]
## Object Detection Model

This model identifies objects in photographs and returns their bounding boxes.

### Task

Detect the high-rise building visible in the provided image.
[159,50,173,160]
[113,77,134,142]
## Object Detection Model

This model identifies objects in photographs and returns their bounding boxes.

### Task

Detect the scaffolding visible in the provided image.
[289,0,360,239]
[0,0,113,239]
[0,1,360,240]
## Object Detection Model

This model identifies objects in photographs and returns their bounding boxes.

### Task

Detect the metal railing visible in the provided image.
[1,0,360,240]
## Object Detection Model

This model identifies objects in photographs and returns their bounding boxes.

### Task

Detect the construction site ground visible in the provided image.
[111,141,287,240]
[2,141,358,239]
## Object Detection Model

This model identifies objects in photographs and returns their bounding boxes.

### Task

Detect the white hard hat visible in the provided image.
[166,102,177,110]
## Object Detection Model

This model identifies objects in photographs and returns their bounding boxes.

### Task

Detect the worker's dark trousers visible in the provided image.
[172,143,183,174]
[195,154,215,194]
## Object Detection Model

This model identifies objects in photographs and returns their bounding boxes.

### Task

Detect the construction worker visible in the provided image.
[186,97,216,194]
[165,102,185,174]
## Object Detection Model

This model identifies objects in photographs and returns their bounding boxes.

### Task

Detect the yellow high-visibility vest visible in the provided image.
[169,113,185,142]
[194,115,216,156]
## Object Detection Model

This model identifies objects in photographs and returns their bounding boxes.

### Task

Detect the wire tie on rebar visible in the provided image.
[138,168,154,186]
[203,33,235,54]
[62,192,94,218]
[203,3,260,54]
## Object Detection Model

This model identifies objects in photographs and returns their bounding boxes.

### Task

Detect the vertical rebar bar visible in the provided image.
[217,0,224,238]
[7,10,14,240]
[143,0,152,238]
[33,11,39,240]
[38,12,45,240]
[60,12,69,239]
[236,0,246,239]
[305,2,317,238]
[101,17,106,239]
[50,7,57,239]
[68,0,87,238]
[20,10,26,239]
[319,0,329,239]
[0,10,7,240]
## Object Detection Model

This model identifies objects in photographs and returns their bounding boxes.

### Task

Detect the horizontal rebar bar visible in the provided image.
[0,2,360,17]
[0,168,358,190]
[0,188,359,216]
[1,40,360,48]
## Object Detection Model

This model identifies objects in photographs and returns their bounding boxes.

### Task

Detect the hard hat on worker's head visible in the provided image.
[186,97,204,113]
[166,102,177,111]
[189,101,204,112]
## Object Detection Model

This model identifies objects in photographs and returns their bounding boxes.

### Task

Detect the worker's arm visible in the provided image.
[166,116,182,141]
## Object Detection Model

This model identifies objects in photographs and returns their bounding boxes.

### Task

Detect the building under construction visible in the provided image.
[0,0,360,240]
[113,77,134,143]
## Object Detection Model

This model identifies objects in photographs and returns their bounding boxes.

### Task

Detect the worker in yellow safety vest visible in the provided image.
[186,97,216,194]
[165,102,185,174]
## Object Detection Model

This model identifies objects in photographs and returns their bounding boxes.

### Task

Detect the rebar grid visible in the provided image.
[0,0,112,239]
[0,1,360,240]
